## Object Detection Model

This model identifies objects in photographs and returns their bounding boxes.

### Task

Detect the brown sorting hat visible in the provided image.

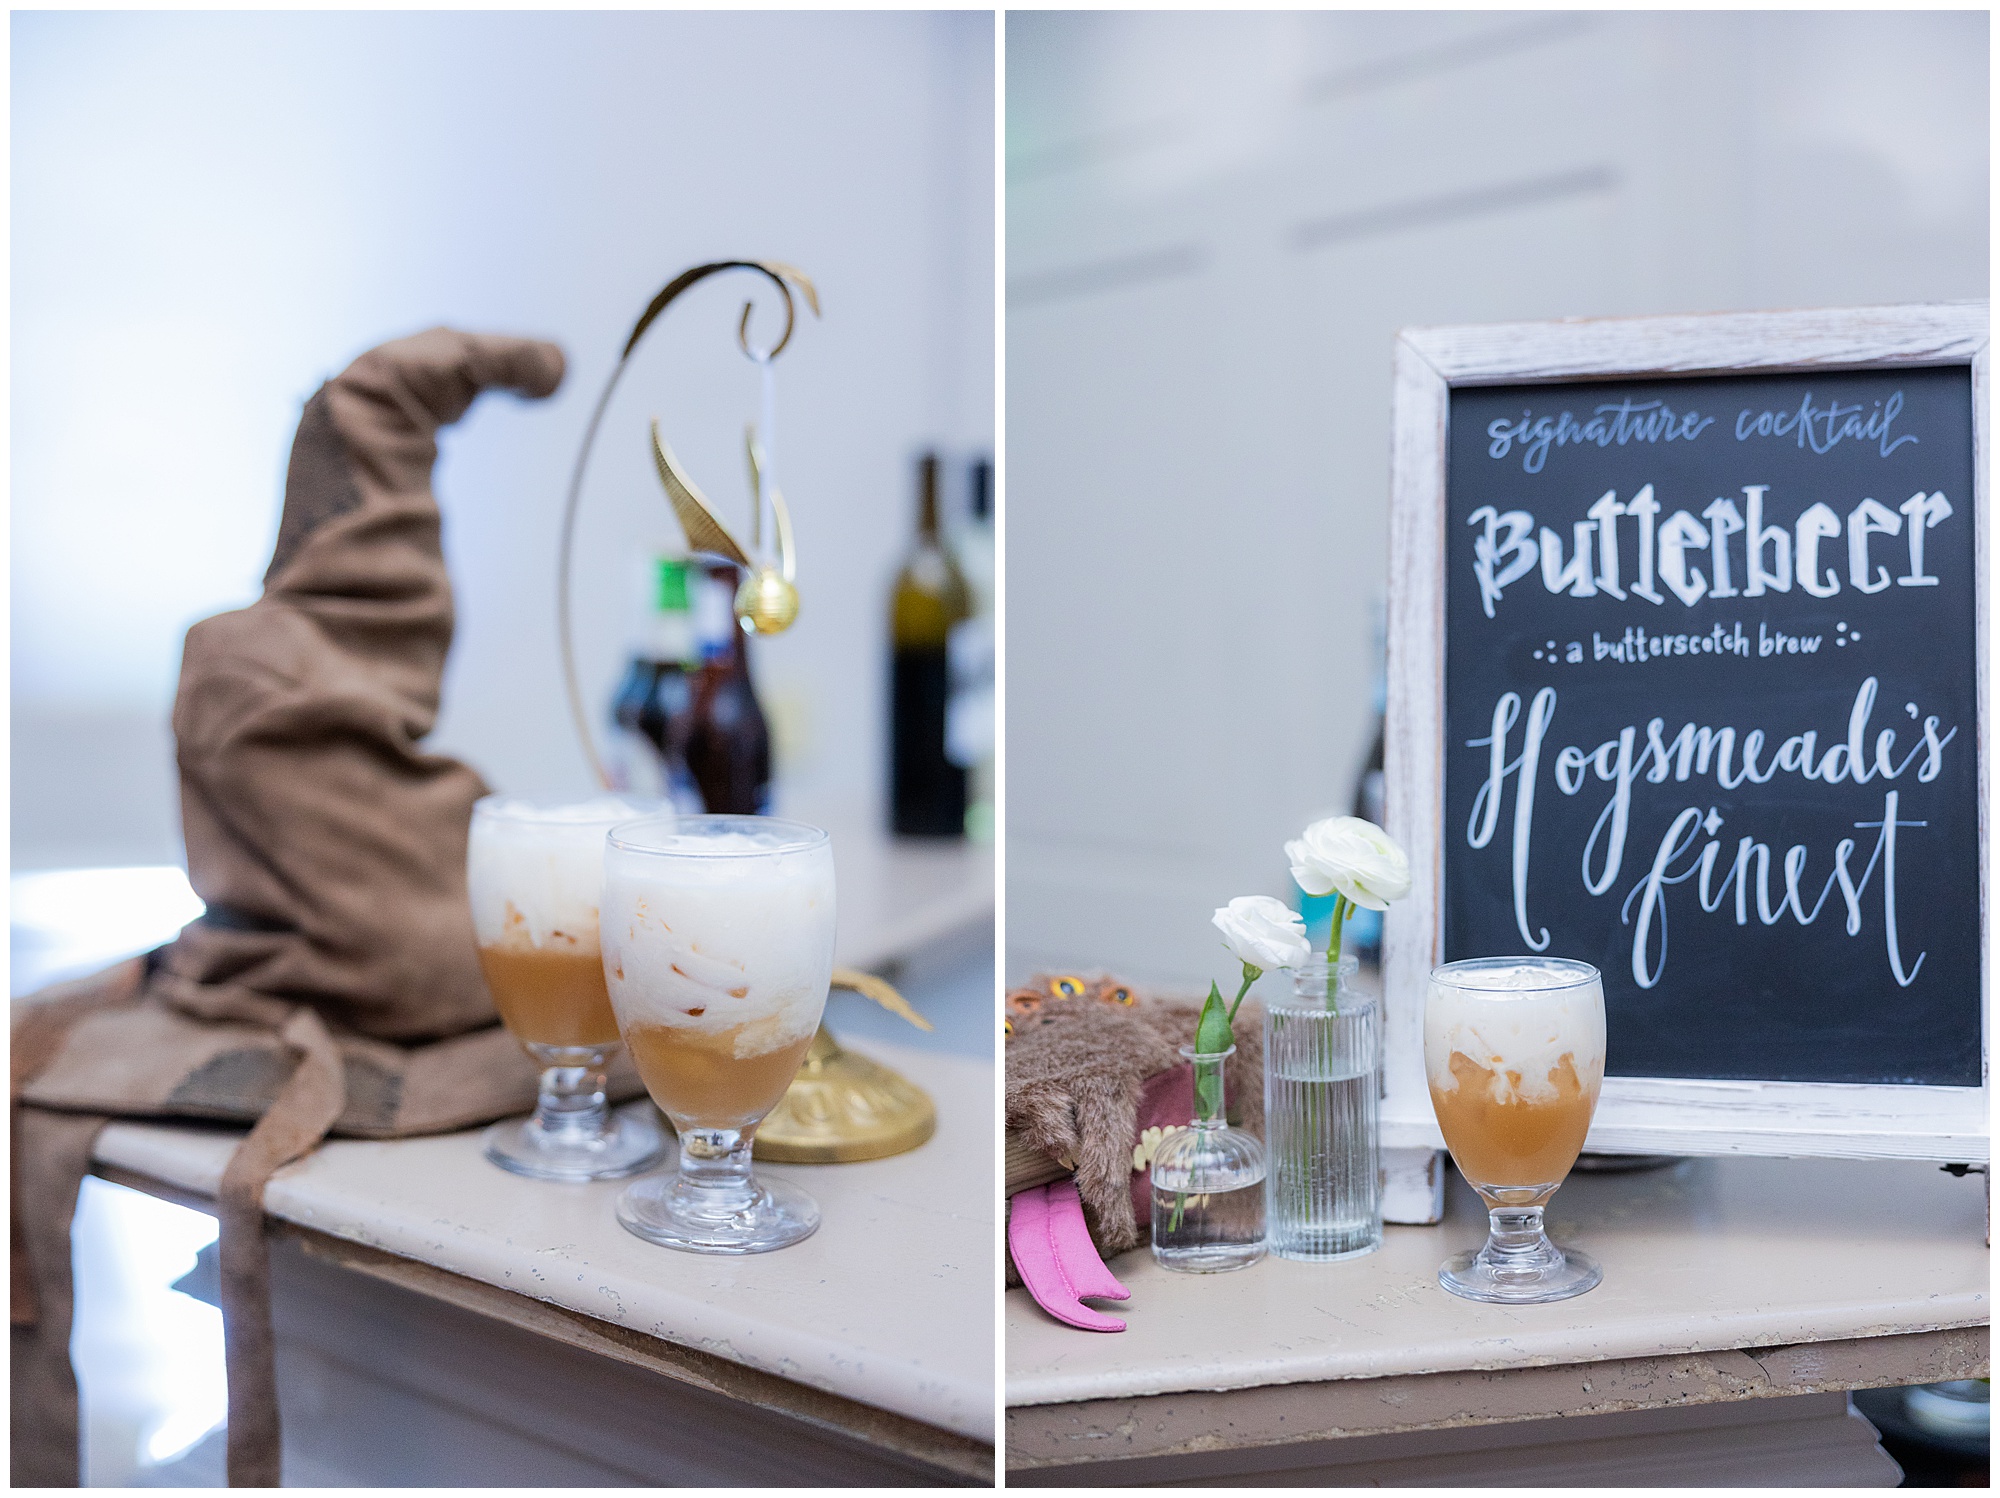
[8,328,640,1487]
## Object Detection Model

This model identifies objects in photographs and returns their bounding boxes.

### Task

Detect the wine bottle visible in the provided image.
[890,453,972,836]
[686,562,773,815]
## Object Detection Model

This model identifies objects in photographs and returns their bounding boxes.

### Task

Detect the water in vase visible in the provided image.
[1150,1153,1266,1273]
[1265,974,1383,1261]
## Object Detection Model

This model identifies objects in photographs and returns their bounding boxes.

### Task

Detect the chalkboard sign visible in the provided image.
[1382,306,1987,1163]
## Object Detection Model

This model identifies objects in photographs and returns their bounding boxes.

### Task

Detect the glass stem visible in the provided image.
[676,1127,758,1213]
[1482,1205,1553,1267]
[533,1053,610,1138]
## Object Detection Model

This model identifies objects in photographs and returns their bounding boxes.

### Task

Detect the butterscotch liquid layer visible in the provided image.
[479,945,622,1049]
[625,1022,814,1130]
[1429,1050,1599,1188]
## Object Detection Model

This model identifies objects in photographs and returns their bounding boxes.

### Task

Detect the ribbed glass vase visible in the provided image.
[1263,957,1383,1261]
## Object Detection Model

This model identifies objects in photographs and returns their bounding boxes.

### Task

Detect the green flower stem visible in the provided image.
[1177,1045,1231,1230]
[1324,893,1350,1011]
[1193,983,1228,1119]
[1190,1049,1227,1125]
[1225,963,1259,1025]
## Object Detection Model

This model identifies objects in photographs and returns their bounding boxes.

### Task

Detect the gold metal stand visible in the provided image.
[755,1027,938,1164]
[558,259,818,789]
[754,966,937,1163]
[561,263,940,1166]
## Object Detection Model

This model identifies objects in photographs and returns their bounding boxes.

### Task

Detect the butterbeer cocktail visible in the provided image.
[468,796,667,1180]
[601,814,834,1254]
[1425,957,1605,1303]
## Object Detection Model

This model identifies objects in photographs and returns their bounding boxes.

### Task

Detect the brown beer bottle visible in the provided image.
[890,453,972,836]
[686,562,773,815]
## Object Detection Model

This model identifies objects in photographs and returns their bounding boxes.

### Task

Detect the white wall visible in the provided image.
[1004,10,1987,989]
[12,10,994,870]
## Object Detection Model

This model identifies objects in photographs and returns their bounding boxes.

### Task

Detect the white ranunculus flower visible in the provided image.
[1285,816,1412,911]
[1212,895,1311,973]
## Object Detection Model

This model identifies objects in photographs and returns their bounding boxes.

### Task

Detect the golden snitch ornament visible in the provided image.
[560,259,819,782]
[650,420,799,635]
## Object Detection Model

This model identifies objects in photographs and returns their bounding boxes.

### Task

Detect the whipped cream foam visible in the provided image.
[1425,960,1606,1104]
[467,796,664,954]
[601,831,835,1058]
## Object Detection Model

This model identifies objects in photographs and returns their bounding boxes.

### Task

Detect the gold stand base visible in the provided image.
[755,1025,937,1164]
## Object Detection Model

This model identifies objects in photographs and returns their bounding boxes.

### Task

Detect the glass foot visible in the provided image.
[483,1106,665,1182]
[616,1171,820,1254]
[1439,1241,1601,1304]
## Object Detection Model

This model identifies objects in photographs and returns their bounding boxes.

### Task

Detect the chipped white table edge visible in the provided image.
[93,1038,996,1445]
[1005,1156,1989,1413]
[1003,1339,1985,1475]
[1005,1292,1989,1410]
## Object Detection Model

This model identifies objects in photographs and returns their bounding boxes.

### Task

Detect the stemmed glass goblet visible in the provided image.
[467,795,668,1181]
[600,814,835,1254]
[1425,956,1605,1303]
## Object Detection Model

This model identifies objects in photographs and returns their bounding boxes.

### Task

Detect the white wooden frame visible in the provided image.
[1383,303,1989,1163]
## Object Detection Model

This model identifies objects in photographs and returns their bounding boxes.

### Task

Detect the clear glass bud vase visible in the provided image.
[1264,957,1384,1261]
[1150,1045,1267,1272]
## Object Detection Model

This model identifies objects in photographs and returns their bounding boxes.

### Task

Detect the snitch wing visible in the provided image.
[650,419,751,568]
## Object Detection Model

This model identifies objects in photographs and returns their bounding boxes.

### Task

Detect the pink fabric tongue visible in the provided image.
[1044,1180,1130,1302]
[1009,1181,1130,1333]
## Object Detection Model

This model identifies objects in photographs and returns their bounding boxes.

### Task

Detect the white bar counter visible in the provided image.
[27,799,996,1483]
[97,1036,992,1482]
[1006,1154,1988,1483]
